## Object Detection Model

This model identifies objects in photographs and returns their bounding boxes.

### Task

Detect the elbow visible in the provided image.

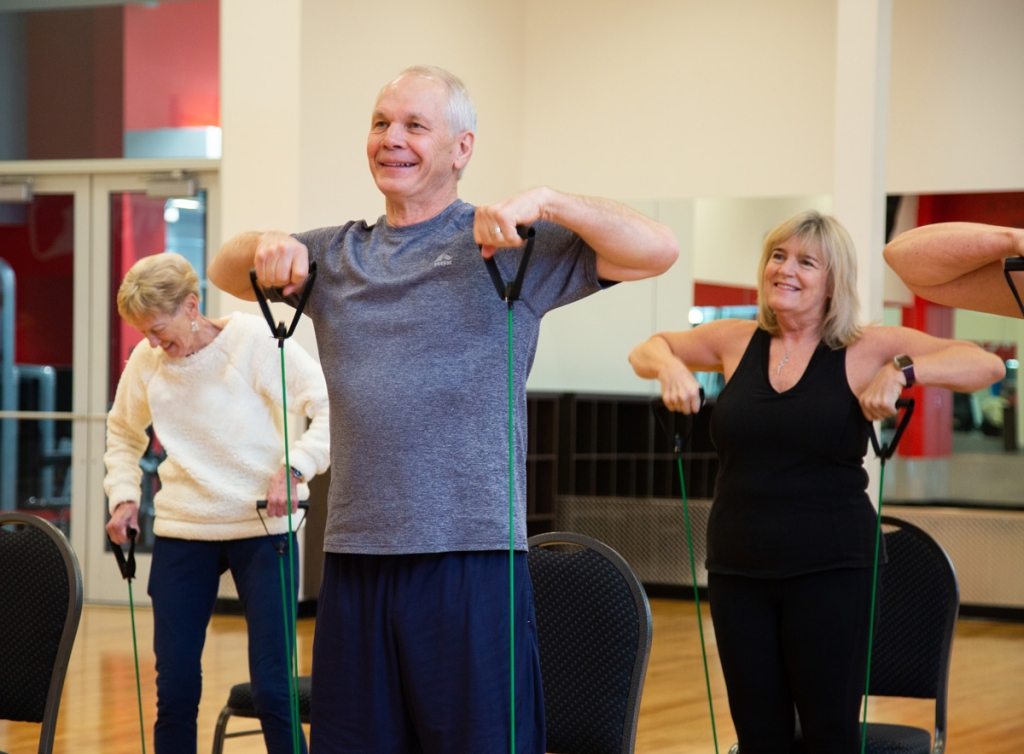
[651,230,680,275]
[989,353,1007,385]
[882,239,904,275]
[207,254,226,291]
[627,345,643,376]
[628,342,652,378]
[207,244,236,292]
[628,335,667,379]
[964,349,1007,391]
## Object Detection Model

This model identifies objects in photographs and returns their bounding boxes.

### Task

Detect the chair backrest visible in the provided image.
[869,516,959,732]
[0,512,83,754]
[528,531,653,754]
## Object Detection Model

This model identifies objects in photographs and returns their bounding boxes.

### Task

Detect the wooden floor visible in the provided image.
[2,600,1022,753]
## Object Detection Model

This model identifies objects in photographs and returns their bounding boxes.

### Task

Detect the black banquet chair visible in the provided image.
[853,515,959,754]
[528,531,653,754]
[0,512,83,754]
[729,515,959,754]
[210,676,311,754]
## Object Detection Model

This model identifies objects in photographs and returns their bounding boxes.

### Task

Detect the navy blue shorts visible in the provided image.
[310,550,545,753]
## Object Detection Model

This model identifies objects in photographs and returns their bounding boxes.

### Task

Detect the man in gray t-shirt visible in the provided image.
[210,64,677,754]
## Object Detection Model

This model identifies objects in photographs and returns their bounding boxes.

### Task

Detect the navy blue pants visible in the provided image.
[148,534,306,754]
[310,551,545,754]
[708,568,875,754]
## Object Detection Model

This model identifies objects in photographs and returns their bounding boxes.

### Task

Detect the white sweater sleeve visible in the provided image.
[242,319,331,481]
[278,338,331,479]
[103,346,154,513]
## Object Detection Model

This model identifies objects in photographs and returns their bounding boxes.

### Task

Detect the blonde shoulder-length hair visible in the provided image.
[756,210,863,349]
[116,253,200,325]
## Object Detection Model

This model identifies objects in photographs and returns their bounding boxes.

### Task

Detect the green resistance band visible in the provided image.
[109,527,146,754]
[255,497,309,753]
[652,395,718,754]
[483,225,536,754]
[251,262,319,754]
[863,398,914,754]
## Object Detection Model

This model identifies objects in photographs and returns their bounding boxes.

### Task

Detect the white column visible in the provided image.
[218,0,303,289]
[833,0,893,505]
[833,0,892,324]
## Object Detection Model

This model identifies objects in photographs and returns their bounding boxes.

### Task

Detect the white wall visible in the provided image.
[888,0,1024,194]
[520,0,837,200]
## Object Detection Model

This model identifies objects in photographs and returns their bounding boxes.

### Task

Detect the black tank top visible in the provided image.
[707,327,881,578]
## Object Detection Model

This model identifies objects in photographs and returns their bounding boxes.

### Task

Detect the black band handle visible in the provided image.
[650,388,706,456]
[108,526,138,581]
[483,225,536,305]
[256,500,310,510]
[869,398,915,462]
[1003,257,1024,317]
[249,260,319,345]
[255,501,309,554]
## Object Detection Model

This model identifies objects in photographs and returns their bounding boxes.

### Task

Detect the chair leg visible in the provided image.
[211,706,232,754]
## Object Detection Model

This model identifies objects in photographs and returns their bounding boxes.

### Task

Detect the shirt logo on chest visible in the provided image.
[433,252,453,268]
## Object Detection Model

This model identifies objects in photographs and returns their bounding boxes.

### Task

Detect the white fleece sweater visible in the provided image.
[103,312,330,540]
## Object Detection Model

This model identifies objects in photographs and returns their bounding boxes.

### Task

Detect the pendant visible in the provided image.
[776,352,790,376]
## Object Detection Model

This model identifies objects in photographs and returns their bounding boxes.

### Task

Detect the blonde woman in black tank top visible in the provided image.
[630,210,1003,754]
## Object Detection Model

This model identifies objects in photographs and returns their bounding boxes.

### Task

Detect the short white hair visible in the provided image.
[395,64,477,135]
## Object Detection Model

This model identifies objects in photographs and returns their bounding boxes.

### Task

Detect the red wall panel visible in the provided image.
[124,0,220,130]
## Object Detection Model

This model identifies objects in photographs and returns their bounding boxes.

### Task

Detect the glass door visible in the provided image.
[0,175,91,563]
[84,170,220,603]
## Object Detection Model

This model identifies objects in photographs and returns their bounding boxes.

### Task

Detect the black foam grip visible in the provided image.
[256,500,310,510]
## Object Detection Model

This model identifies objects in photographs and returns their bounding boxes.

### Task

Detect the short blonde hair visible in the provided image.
[756,210,863,349]
[117,254,200,325]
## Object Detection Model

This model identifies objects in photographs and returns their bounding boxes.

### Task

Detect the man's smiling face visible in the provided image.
[367,74,471,220]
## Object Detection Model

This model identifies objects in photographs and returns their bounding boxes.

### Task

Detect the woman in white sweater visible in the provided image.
[104,253,329,754]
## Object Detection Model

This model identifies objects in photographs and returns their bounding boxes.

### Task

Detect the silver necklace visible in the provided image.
[776,352,790,376]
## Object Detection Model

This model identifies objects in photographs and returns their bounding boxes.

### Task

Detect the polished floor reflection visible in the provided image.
[0,601,1021,753]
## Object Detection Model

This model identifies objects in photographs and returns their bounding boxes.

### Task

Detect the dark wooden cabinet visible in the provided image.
[524,393,560,537]
[558,393,716,501]
[524,392,717,536]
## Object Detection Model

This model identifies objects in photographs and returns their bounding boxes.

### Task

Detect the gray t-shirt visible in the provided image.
[283,199,601,554]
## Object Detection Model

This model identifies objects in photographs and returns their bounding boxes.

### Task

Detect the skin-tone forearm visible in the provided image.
[541,190,679,280]
[627,334,678,380]
[883,222,1024,317]
[209,231,264,300]
[210,230,313,300]
[628,334,705,414]
[853,328,1006,421]
[910,342,1006,392]
[475,187,678,282]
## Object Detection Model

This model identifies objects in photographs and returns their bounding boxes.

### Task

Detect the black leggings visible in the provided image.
[708,568,875,754]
